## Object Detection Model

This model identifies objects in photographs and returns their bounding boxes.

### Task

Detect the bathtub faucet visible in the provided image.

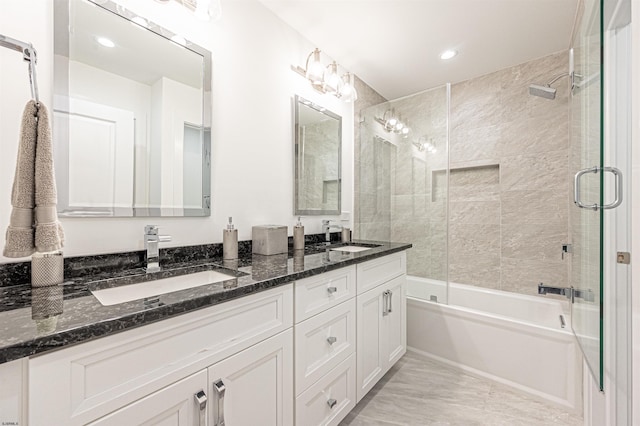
[537,283,571,299]
[538,283,595,303]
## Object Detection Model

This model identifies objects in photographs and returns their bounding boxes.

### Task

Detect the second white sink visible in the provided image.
[330,246,373,253]
[91,270,236,306]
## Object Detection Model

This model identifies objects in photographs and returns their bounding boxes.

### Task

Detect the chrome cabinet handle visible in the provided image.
[194,390,207,426]
[382,291,389,316]
[327,336,337,345]
[574,166,623,211]
[388,290,393,314]
[327,398,337,409]
[214,379,226,426]
[327,286,337,294]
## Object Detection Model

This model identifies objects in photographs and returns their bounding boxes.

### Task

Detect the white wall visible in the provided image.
[0,0,354,262]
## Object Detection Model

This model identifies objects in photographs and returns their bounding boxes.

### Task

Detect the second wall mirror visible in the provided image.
[294,95,342,215]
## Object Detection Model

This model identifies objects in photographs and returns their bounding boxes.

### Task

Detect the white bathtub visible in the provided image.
[406,276,582,410]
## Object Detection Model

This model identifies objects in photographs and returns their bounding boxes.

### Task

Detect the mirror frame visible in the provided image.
[294,95,342,216]
[53,0,212,217]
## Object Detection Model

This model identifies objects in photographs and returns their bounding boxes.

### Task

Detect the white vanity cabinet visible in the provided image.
[28,284,293,426]
[293,266,358,426]
[22,249,408,426]
[356,252,407,402]
[207,329,293,426]
[87,370,208,426]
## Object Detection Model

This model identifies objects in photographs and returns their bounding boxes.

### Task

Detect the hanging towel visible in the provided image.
[3,101,64,258]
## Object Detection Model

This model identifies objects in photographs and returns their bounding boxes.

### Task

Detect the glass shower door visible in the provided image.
[569,0,604,389]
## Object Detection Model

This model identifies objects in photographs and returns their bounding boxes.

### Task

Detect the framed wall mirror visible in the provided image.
[294,95,342,215]
[53,0,211,217]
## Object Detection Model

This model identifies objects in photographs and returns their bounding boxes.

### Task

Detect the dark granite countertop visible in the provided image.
[0,240,411,364]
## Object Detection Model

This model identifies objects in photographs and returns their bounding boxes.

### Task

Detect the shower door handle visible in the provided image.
[574,166,623,210]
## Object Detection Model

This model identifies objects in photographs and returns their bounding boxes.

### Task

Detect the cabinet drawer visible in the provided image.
[295,353,356,426]
[295,266,355,323]
[29,284,293,426]
[356,252,406,294]
[295,298,356,394]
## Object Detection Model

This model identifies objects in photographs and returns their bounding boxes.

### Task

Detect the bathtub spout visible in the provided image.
[538,283,571,299]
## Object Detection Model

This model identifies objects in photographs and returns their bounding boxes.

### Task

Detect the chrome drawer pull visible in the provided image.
[327,398,337,409]
[388,290,393,313]
[326,336,337,345]
[214,379,226,426]
[327,286,337,294]
[194,390,207,426]
[382,291,389,316]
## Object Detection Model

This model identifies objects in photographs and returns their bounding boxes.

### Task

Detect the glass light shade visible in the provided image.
[323,62,342,94]
[305,49,324,85]
[339,74,358,102]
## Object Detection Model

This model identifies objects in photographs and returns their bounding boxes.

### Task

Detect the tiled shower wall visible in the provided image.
[356,51,570,297]
[448,51,570,294]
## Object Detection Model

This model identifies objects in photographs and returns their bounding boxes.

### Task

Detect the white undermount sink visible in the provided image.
[330,245,374,253]
[91,269,236,306]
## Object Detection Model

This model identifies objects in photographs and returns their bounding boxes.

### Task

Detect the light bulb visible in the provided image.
[339,73,358,102]
[305,49,324,86]
[323,62,342,94]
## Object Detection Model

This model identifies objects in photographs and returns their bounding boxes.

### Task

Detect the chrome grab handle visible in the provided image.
[214,379,226,426]
[387,290,393,314]
[327,286,337,294]
[327,336,337,345]
[194,390,207,426]
[327,398,337,409]
[382,291,389,316]
[602,167,623,209]
[574,166,623,210]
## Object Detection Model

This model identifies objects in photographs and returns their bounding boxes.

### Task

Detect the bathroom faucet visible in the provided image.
[144,225,171,273]
[321,220,342,245]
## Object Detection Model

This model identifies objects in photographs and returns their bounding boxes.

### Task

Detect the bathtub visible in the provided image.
[406,276,582,410]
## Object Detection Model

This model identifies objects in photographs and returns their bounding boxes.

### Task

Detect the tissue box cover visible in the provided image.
[252,225,288,255]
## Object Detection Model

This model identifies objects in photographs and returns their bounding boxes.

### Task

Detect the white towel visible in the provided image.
[4,101,64,258]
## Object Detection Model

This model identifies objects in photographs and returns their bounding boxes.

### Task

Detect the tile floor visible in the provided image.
[340,351,583,426]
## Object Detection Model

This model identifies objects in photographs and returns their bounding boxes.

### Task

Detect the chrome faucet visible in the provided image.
[144,225,171,273]
[321,220,342,245]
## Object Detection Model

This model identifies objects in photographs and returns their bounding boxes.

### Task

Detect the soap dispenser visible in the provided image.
[223,217,238,260]
[293,216,305,250]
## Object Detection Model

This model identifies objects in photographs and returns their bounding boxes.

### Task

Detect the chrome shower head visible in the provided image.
[528,84,557,100]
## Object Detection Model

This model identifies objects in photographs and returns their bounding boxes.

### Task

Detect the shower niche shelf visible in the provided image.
[431,161,500,202]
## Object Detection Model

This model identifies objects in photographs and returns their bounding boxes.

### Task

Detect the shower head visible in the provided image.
[528,84,557,100]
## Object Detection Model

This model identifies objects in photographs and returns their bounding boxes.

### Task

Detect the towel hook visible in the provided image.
[0,34,40,106]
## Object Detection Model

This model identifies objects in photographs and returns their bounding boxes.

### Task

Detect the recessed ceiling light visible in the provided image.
[440,49,458,60]
[96,37,115,48]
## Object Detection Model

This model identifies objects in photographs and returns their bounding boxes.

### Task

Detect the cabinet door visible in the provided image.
[355,285,385,402]
[88,370,207,426]
[381,275,406,374]
[208,329,293,426]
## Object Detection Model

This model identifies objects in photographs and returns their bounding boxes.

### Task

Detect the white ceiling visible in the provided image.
[260,0,579,100]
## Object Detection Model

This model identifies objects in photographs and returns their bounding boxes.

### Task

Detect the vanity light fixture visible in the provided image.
[96,36,115,48]
[440,49,458,60]
[375,109,410,137]
[414,137,437,153]
[292,48,358,103]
